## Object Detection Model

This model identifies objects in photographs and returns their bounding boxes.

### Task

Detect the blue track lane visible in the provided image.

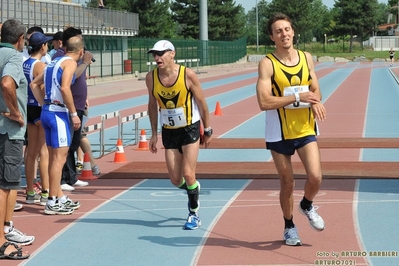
[356,179,399,266]
[22,63,399,266]
[24,179,250,265]
[357,66,399,266]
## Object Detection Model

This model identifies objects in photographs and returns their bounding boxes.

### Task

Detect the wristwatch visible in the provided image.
[70,112,78,117]
[294,92,300,103]
[204,127,213,136]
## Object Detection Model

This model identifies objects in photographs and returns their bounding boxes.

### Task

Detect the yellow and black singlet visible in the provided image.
[152,66,200,129]
[264,50,319,142]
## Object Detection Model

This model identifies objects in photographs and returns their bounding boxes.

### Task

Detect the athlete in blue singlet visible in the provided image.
[30,36,84,215]
[23,32,52,206]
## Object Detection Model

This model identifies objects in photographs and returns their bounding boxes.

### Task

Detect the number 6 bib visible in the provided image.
[284,85,311,109]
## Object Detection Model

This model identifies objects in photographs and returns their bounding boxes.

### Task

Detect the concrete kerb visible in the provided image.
[388,67,399,84]
[86,73,137,86]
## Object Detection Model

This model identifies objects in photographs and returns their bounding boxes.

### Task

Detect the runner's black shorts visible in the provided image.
[27,105,42,124]
[162,120,200,153]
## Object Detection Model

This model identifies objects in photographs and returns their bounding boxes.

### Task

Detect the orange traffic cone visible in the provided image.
[136,129,149,151]
[214,101,222,116]
[113,139,127,163]
[79,153,98,180]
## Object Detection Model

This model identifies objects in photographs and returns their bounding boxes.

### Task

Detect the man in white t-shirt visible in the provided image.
[21,26,52,64]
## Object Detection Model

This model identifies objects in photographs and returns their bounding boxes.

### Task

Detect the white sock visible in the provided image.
[47,197,57,206]
[3,221,13,234]
[58,195,67,203]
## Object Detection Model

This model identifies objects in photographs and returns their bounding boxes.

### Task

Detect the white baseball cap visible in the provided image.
[147,40,175,54]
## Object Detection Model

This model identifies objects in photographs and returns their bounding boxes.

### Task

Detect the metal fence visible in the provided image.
[1,0,247,77]
[84,36,248,78]
[0,0,139,35]
[365,36,399,51]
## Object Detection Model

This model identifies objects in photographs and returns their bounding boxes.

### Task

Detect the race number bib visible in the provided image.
[160,107,187,127]
[284,85,311,109]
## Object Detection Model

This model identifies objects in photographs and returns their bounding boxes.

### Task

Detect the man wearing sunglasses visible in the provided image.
[146,40,212,230]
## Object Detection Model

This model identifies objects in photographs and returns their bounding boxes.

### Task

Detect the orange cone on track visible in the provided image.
[113,139,127,163]
[136,129,149,151]
[79,153,98,180]
[214,101,222,116]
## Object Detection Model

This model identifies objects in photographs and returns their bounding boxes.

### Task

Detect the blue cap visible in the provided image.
[29,32,53,47]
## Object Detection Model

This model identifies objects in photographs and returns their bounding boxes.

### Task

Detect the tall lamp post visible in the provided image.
[324,34,326,52]
[256,0,259,52]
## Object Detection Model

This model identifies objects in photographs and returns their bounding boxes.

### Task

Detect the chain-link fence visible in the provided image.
[84,36,247,78]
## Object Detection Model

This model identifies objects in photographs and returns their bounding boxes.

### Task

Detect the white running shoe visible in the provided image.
[283,227,302,246]
[298,204,325,231]
[61,197,81,210]
[44,202,74,215]
[14,202,23,211]
[61,183,75,191]
[5,227,35,246]
[73,180,89,187]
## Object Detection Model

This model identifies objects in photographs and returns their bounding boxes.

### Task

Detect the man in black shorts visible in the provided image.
[146,40,212,230]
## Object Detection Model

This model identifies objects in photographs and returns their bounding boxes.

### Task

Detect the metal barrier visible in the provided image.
[120,111,149,145]
[83,110,149,159]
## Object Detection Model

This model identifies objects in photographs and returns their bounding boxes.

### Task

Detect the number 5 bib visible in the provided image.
[160,107,187,127]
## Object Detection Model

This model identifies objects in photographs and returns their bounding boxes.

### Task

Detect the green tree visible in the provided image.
[90,0,176,38]
[388,0,398,24]
[246,0,268,46]
[266,0,325,44]
[310,0,332,43]
[374,2,394,36]
[128,0,175,38]
[171,0,199,39]
[332,0,378,52]
[208,0,246,40]
[171,0,246,40]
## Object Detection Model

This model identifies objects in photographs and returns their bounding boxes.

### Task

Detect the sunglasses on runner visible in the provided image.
[152,50,171,57]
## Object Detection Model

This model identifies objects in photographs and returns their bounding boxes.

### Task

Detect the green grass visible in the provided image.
[312,51,388,60]
[248,43,391,61]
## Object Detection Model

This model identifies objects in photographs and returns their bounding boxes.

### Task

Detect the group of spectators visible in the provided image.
[0,19,100,260]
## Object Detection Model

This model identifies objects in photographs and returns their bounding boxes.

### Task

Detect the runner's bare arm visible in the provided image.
[256,58,297,110]
[146,71,159,153]
[1,76,24,126]
[305,52,326,121]
[30,72,45,106]
[186,68,210,129]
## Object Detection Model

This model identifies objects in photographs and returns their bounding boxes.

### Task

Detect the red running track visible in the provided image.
[11,62,385,266]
